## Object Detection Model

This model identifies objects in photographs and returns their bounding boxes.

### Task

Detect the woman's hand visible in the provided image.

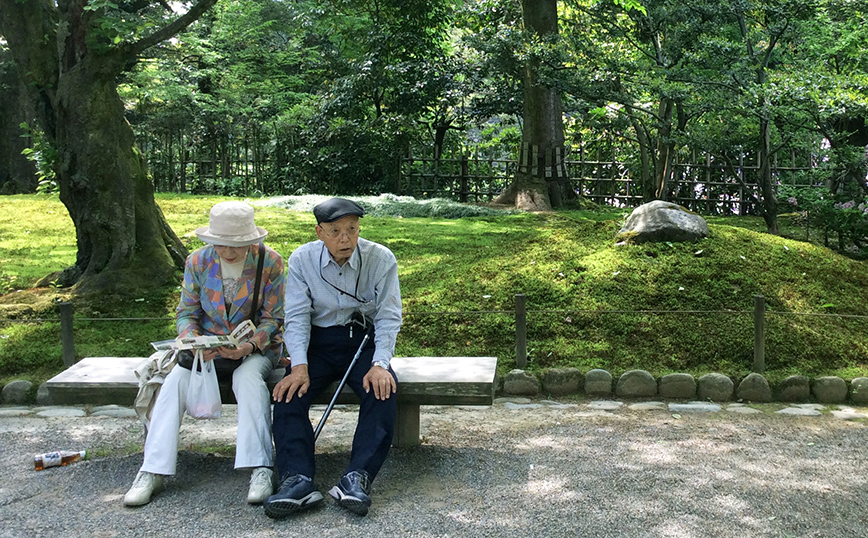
[214,342,255,361]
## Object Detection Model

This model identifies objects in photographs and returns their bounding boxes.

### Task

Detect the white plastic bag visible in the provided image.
[186,349,222,419]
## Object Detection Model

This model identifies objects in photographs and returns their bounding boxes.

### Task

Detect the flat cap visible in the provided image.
[313,197,365,224]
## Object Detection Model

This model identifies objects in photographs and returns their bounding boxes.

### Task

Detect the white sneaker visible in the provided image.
[124,471,165,507]
[247,467,274,504]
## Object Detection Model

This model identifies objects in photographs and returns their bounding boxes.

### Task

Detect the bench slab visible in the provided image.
[45,356,497,447]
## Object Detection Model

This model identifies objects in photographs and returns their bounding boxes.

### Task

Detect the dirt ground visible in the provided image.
[2,399,867,538]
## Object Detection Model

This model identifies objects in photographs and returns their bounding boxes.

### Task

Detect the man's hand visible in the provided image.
[273,364,310,403]
[363,364,396,400]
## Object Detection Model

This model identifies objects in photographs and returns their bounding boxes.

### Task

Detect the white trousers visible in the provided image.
[140,353,274,475]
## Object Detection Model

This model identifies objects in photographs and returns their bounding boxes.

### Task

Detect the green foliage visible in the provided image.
[2,195,867,388]
[780,184,868,256]
[19,123,57,194]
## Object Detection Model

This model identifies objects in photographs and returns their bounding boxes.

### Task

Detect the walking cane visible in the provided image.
[313,331,371,441]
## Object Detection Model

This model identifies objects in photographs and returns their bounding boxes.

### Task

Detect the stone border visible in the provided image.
[501,368,868,405]
[3,369,868,405]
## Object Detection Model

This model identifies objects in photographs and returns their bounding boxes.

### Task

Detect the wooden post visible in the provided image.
[515,293,527,368]
[753,295,765,373]
[59,302,75,368]
[460,154,469,203]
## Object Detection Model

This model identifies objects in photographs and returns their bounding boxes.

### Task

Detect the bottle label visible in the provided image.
[43,451,62,467]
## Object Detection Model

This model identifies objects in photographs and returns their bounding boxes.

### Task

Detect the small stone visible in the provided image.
[495,397,531,405]
[776,407,822,416]
[668,402,721,413]
[2,380,33,404]
[658,373,696,399]
[736,373,772,402]
[849,377,868,405]
[812,376,848,404]
[35,407,87,418]
[830,410,867,420]
[503,369,540,396]
[697,373,733,402]
[503,402,543,410]
[588,400,623,411]
[629,402,667,411]
[36,383,54,405]
[0,407,35,417]
[777,375,810,402]
[616,370,657,398]
[585,369,613,397]
[726,406,763,414]
[542,368,582,396]
[91,406,137,418]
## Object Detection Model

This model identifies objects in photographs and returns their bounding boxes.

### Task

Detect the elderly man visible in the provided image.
[265,198,402,518]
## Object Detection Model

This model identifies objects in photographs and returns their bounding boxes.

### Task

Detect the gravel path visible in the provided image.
[1,399,867,538]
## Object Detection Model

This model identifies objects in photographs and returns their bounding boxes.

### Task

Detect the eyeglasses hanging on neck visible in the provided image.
[319,244,371,304]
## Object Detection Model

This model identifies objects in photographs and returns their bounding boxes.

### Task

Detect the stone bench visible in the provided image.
[44,356,498,447]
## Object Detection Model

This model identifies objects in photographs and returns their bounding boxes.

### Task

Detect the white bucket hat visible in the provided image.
[195,201,268,247]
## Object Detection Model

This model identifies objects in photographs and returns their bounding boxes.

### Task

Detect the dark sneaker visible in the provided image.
[328,470,372,516]
[264,474,323,519]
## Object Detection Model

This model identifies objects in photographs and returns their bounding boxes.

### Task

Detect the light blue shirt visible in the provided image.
[284,237,402,368]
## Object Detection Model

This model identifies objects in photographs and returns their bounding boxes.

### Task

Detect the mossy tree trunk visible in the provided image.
[494,0,573,211]
[0,0,216,293]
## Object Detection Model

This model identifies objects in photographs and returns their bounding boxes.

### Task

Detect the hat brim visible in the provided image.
[195,226,268,247]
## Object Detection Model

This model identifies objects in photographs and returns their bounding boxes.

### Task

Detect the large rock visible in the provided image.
[697,373,733,402]
[2,380,33,404]
[812,376,847,404]
[736,373,772,402]
[617,200,709,244]
[503,369,539,396]
[850,377,868,405]
[585,369,613,397]
[615,369,657,398]
[542,368,582,396]
[658,373,696,399]
[777,375,810,402]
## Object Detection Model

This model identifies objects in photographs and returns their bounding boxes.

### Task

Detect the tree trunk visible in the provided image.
[0,0,216,294]
[653,97,675,200]
[0,50,38,194]
[757,113,779,234]
[496,0,571,210]
[630,117,654,203]
[54,59,187,291]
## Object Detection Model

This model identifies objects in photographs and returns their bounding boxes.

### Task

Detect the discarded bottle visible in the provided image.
[34,450,86,471]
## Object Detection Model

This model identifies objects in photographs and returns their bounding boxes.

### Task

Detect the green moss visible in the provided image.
[2,195,867,386]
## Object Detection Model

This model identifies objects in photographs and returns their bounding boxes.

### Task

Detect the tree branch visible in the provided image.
[127,0,218,59]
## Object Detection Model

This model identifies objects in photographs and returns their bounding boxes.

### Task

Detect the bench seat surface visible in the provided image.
[45,356,497,407]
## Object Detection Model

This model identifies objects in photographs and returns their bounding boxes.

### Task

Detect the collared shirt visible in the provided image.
[284,237,402,368]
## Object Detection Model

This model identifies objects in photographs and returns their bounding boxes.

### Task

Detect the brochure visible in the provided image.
[150,319,256,351]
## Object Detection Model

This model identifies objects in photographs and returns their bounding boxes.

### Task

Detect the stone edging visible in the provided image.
[501,368,868,405]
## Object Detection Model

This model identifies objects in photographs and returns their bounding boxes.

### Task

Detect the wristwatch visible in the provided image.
[371,360,390,370]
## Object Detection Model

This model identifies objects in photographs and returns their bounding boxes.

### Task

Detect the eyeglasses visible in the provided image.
[319,225,360,239]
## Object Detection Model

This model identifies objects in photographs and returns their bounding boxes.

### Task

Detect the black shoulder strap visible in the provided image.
[250,243,266,326]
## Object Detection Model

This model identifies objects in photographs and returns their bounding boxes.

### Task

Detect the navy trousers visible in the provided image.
[272,325,397,483]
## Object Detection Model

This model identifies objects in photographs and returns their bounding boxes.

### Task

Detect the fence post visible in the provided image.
[459,154,469,203]
[59,301,76,368]
[753,295,765,373]
[515,294,527,368]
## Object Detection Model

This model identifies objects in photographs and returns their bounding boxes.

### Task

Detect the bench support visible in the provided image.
[394,403,421,448]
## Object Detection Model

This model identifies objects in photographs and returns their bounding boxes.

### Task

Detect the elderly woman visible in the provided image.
[125,201,284,507]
